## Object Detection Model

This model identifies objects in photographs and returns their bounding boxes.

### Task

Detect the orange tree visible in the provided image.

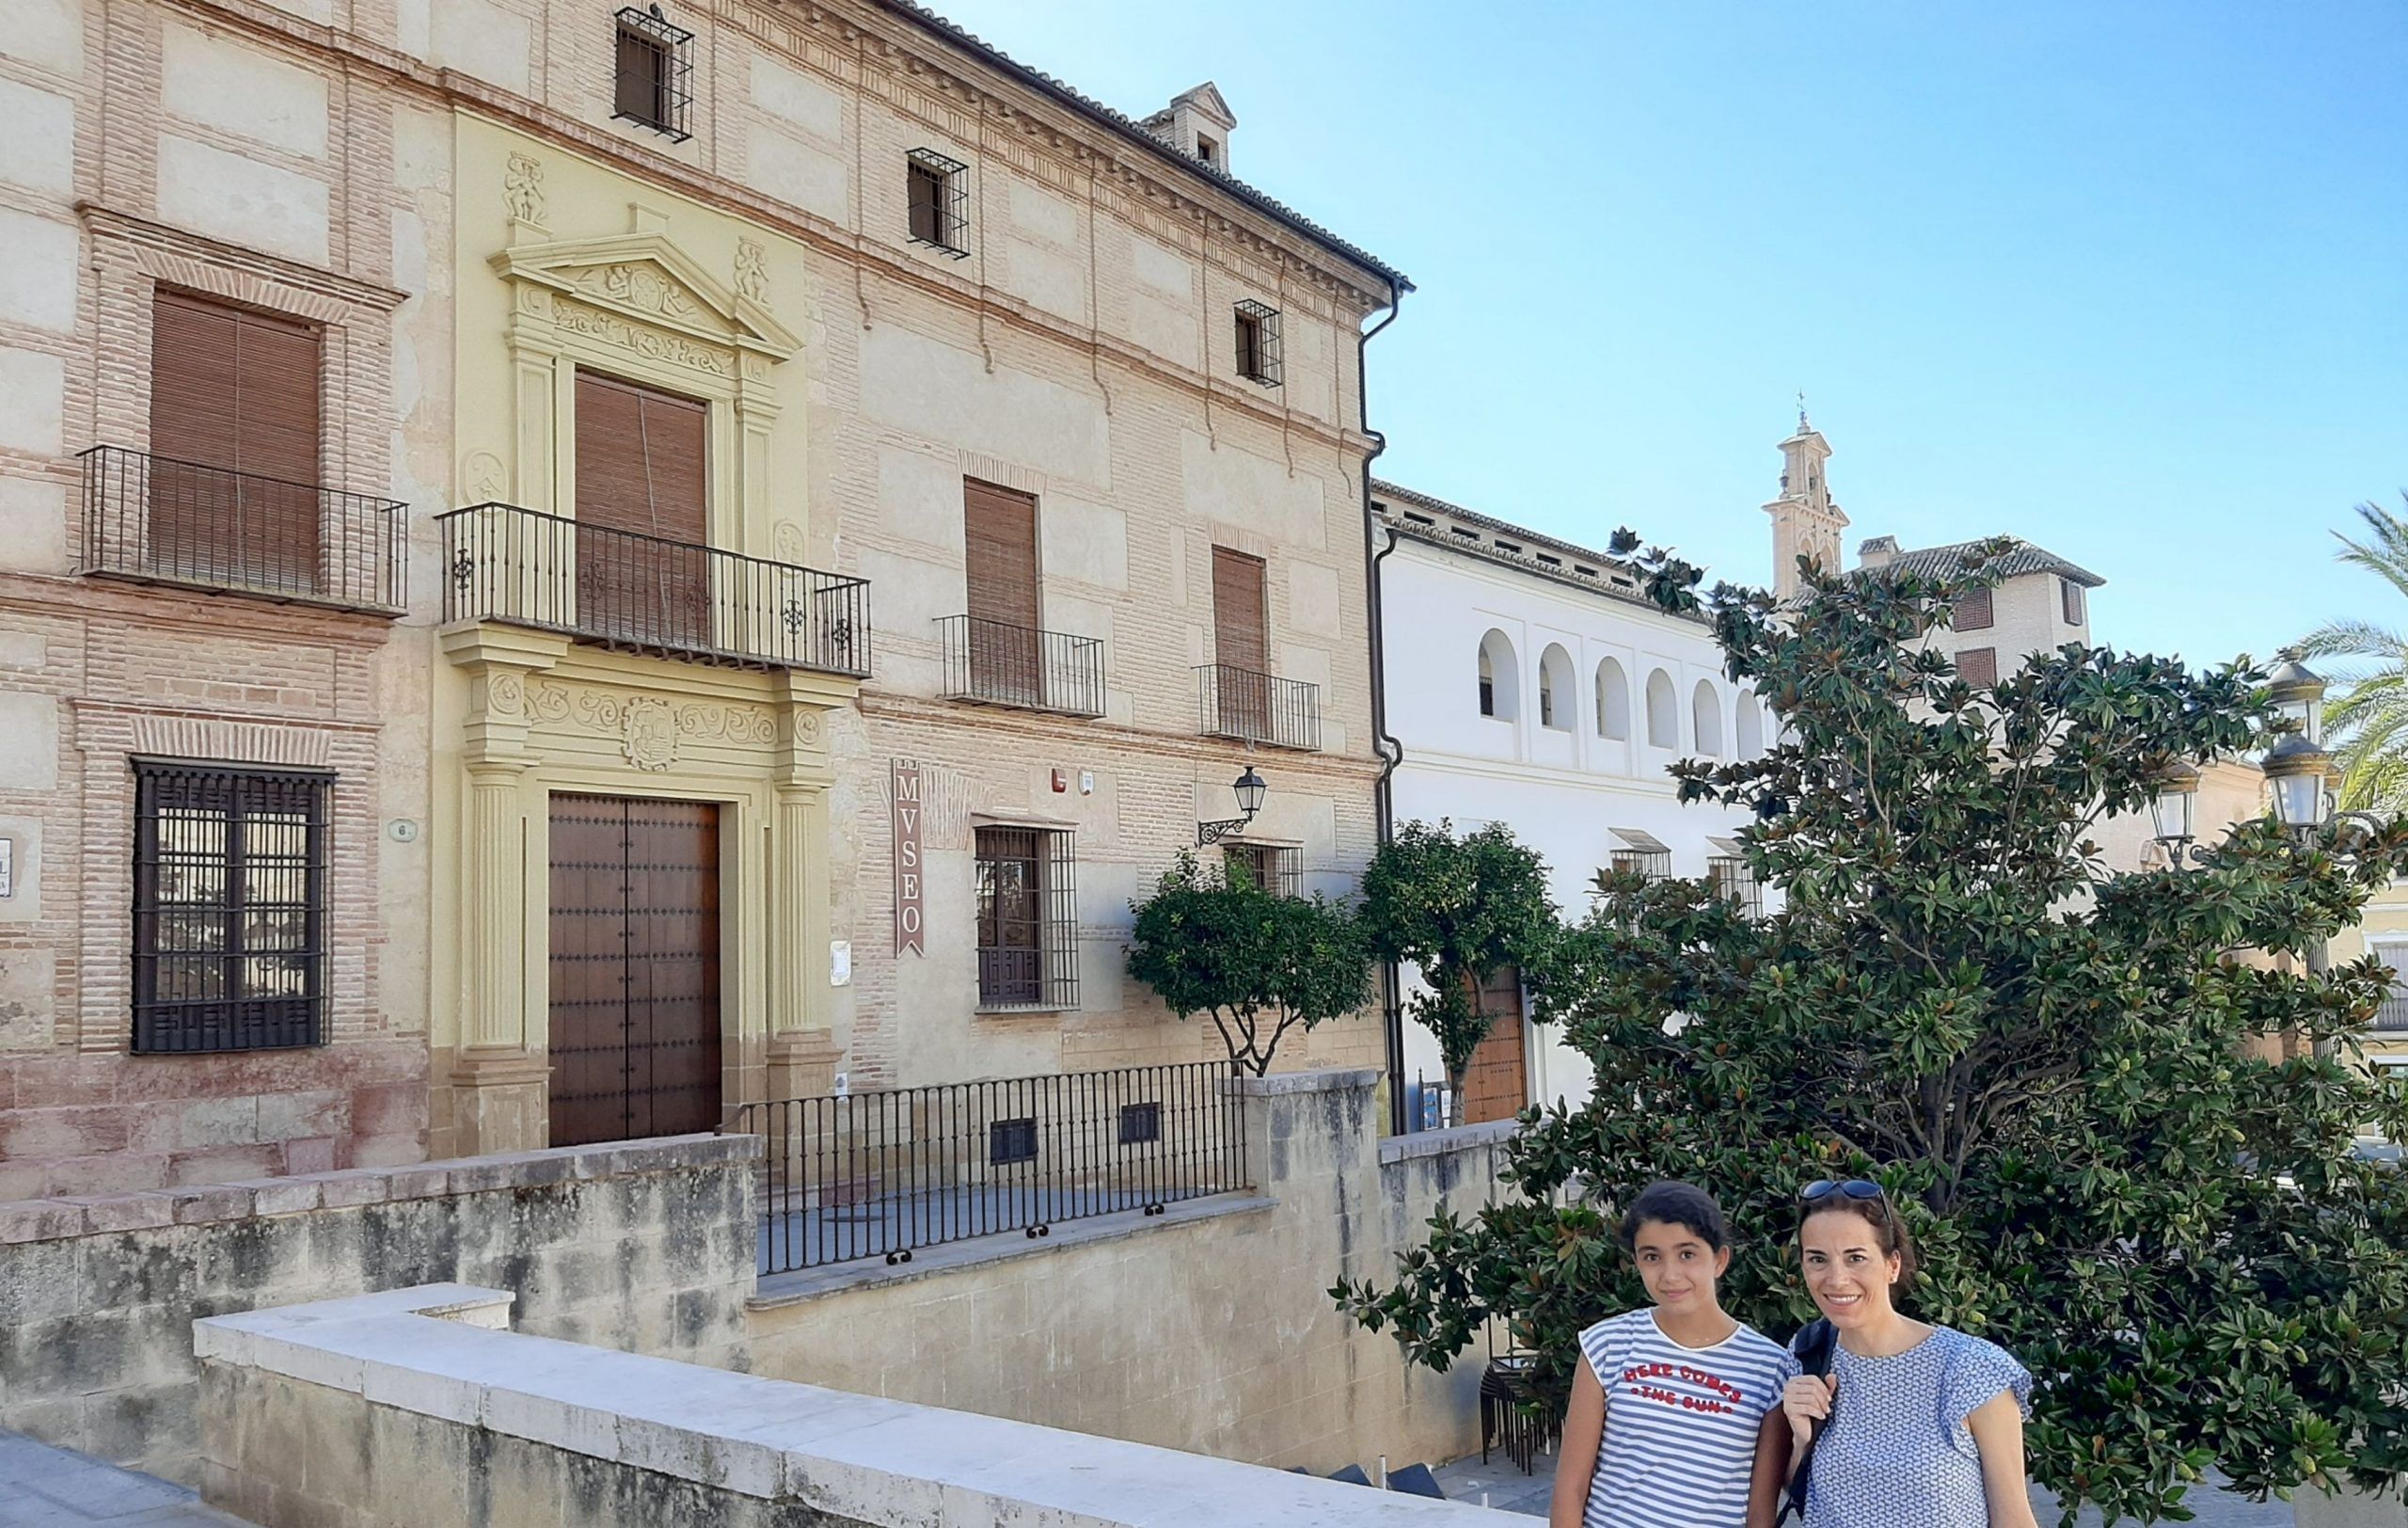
[1334,542,2408,1523]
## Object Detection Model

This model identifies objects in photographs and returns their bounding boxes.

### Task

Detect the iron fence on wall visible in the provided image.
[935,614,1106,717]
[727,1061,1247,1273]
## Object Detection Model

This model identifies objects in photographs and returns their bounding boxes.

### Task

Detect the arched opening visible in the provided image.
[1692,680,1723,756]
[1477,629,1519,722]
[1595,658,1630,741]
[1735,693,1765,760]
[1538,644,1574,731]
[1645,670,1677,748]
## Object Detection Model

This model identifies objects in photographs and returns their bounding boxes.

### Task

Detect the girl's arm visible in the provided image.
[1966,1391,2040,1528]
[1744,1409,1794,1528]
[1549,1359,1608,1528]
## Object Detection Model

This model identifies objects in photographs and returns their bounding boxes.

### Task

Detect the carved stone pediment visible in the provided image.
[489,231,800,360]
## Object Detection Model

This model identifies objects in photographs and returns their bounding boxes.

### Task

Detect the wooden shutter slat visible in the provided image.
[150,292,322,586]
[1212,547,1267,673]
[150,293,242,470]
[963,480,1038,629]
[574,370,710,648]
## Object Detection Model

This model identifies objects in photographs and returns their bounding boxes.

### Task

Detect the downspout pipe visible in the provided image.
[1355,279,1407,1135]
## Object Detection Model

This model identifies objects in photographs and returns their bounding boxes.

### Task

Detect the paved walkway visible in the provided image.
[0,1433,250,1527]
[1428,1450,2298,1524]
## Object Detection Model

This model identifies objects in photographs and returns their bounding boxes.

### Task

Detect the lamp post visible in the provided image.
[1196,766,1268,847]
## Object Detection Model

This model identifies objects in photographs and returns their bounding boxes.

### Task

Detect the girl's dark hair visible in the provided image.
[1616,1181,1730,1253]
[1799,1189,1920,1287]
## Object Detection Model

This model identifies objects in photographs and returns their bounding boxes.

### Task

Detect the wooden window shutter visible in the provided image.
[1958,645,1999,687]
[150,293,243,471]
[1212,547,1268,674]
[1955,584,1993,631]
[149,291,322,585]
[2062,579,2085,625]
[616,26,666,125]
[573,371,709,648]
[962,480,1039,629]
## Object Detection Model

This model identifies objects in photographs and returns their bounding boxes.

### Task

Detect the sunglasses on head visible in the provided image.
[1798,1179,1885,1204]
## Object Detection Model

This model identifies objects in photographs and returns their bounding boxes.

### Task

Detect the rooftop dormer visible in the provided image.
[1140,82,1238,172]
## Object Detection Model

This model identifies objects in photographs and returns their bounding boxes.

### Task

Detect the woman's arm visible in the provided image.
[1549,1360,1608,1528]
[1744,1409,1794,1528]
[1965,1390,2040,1528]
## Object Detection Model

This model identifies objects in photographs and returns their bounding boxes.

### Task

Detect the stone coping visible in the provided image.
[749,1193,1275,1309]
[1224,1066,1382,1096]
[197,1286,1509,1525]
[1378,1120,1522,1165]
[0,1133,759,1244]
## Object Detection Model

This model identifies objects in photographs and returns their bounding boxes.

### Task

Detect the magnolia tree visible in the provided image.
[1358,820,1558,1125]
[1126,851,1372,1075]
[1335,542,2408,1523]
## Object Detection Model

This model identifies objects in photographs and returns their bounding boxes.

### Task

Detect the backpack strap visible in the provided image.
[1777,1320,1837,1524]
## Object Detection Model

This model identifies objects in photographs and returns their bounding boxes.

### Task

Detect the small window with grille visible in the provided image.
[612,7,694,142]
[1610,849,1671,883]
[132,762,330,1054]
[1708,855,1763,917]
[1118,1101,1162,1146]
[1954,584,1994,631]
[975,825,1078,1009]
[2061,578,2085,626]
[1958,645,1999,688]
[990,1117,1038,1166]
[1224,842,1300,899]
[1234,300,1281,386]
[907,148,970,257]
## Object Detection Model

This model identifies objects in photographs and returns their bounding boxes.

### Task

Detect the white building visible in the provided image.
[1371,480,1768,1127]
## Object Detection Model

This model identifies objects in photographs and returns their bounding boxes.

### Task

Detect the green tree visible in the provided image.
[1336,542,2408,1524]
[1126,851,1372,1075]
[1358,820,1558,1125]
[2301,496,2408,811]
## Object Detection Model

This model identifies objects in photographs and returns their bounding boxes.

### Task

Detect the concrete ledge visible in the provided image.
[198,1284,1509,1525]
[1379,1120,1521,1165]
[0,1132,760,1242]
[1225,1066,1381,1097]
[748,1192,1276,1308]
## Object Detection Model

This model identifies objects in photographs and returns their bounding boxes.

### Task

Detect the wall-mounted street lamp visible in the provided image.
[1197,766,1268,847]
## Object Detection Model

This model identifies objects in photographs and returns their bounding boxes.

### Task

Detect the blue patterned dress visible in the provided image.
[1800,1324,2032,1528]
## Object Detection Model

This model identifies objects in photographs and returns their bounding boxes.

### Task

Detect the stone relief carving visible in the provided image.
[526,682,779,756]
[772,520,808,565]
[462,451,505,502]
[572,263,701,322]
[550,299,734,377]
[735,240,769,306]
[503,153,547,224]
[622,698,678,772]
[485,672,526,717]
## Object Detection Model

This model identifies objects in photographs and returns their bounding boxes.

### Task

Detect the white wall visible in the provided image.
[1380,537,1765,1116]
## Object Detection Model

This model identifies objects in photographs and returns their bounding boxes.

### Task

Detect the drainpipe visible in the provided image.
[1355,279,1407,1135]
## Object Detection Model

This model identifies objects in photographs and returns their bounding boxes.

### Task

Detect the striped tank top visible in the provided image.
[1577,1308,1799,1528]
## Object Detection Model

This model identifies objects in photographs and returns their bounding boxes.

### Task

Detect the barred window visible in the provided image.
[1234,300,1282,386]
[1958,645,1999,688]
[612,7,694,142]
[1708,855,1763,917]
[974,826,1077,1009]
[133,762,329,1054]
[1955,584,1994,631]
[1224,842,1300,899]
[1608,829,1671,883]
[907,148,970,257]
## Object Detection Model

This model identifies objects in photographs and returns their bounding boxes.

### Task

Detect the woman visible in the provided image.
[1781,1179,2037,1527]
[1550,1181,1798,1528]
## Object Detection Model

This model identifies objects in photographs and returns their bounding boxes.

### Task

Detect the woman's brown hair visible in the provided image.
[1799,1186,1919,1288]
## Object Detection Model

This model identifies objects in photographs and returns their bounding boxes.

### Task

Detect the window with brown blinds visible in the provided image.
[574,370,710,650]
[1955,584,1994,631]
[148,290,323,589]
[1212,546,1269,740]
[1958,645,1999,687]
[963,479,1041,703]
[2061,578,2085,626]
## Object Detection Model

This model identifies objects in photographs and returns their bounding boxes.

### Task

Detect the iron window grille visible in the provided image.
[1234,299,1282,386]
[990,1116,1039,1166]
[1224,842,1300,899]
[1708,855,1763,918]
[132,761,330,1055]
[1118,1101,1163,1147]
[907,148,970,257]
[612,7,694,142]
[974,826,1079,1010]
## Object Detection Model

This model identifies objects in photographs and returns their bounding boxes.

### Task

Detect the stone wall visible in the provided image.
[746,1068,1515,1475]
[0,1133,757,1486]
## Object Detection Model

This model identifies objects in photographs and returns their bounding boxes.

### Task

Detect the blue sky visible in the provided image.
[928,1,2407,669]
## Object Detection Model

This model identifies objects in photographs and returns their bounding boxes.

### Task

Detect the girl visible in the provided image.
[1550,1181,1798,1528]
[1780,1180,2037,1527]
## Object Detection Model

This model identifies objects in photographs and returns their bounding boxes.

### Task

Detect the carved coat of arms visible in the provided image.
[622,698,678,772]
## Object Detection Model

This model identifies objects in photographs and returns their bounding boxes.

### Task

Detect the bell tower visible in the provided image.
[1764,404,1846,598]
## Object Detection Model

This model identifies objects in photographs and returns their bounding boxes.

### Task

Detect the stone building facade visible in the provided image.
[0,0,1403,1186]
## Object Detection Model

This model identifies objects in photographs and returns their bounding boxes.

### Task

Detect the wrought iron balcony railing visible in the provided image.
[79,446,406,613]
[1196,663,1320,751]
[436,501,871,676]
[936,614,1104,717]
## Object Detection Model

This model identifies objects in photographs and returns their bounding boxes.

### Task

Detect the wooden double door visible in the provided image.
[547,793,722,1146]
